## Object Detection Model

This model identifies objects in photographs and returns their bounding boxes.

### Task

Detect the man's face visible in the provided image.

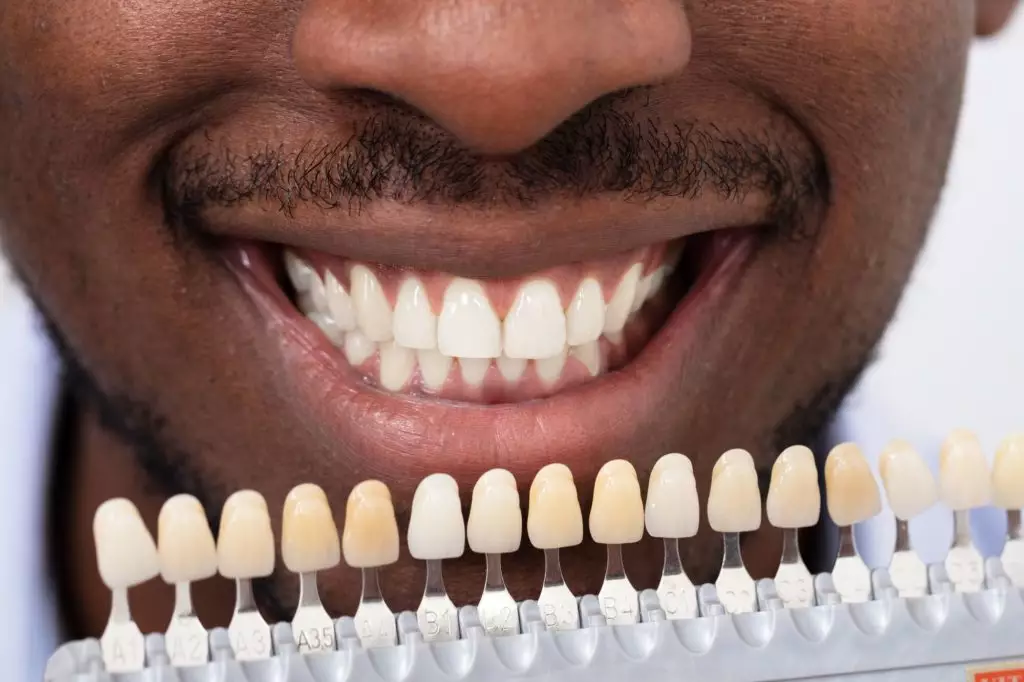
[0,0,1005,630]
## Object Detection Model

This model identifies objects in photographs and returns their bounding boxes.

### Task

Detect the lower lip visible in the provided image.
[226,231,758,482]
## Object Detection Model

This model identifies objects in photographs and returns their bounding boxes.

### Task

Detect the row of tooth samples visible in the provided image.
[285,248,677,391]
[91,431,1024,673]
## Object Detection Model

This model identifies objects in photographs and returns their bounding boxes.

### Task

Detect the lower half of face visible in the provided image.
[0,0,971,632]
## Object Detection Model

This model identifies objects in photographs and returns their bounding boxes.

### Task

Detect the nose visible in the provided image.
[292,0,691,155]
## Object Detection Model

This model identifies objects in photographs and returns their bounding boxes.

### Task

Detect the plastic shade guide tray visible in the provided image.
[45,557,1024,682]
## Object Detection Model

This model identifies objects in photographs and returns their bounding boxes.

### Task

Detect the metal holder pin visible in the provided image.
[165,582,209,667]
[774,528,814,608]
[291,572,336,654]
[1001,509,1024,587]
[945,510,985,593]
[416,560,460,642]
[715,532,757,614]
[227,578,272,661]
[354,567,398,648]
[888,519,928,598]
[656,537,698,619]
[100,587,146,673]
[477,553,520,636]
[831,525,872,603]
[597,544,639,625]
[537,548,580,631]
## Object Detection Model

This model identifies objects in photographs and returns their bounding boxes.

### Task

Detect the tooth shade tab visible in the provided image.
[879,440,938,521]
[766,445,821,529]
[343,480,401,568]
[468,469,523,554]
[588,459,644,544]
[994,433,1024,509]
[217,490,275,579]
[707,449,762,533]
[408,473,466,560]
[281,483,341,574]
[645,453,699,539]
[157,494,217,584]
[824,443,881,526]
[93,498,160,590]
[528,464,584,549]
[939,429,992,511]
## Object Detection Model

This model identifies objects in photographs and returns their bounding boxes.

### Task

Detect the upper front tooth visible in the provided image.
[393,277,437,349]
[645,453,699,539]
[217,490,275,580]
[438,279,502,358]
[567,278,605,345]
[647,268,666,299]
[631,273,652,312]
[285,251,315,292]
[281,483,341,574]
[824,443,881,526]
[603,263,641,334]
[528,463,583,549]
[766,445,821,529]
[467,469,523,554]
[351,265,393,342]
[878,440,937,521]
[993,433,1024,510]
[939,429,992,511]
[343,481,400,568]
[379,342,415,391]
[93,498,160,590]
[407,474,466,560]
[308,269,329,314]
[157,494,218,585]
[324,271,356,331]
[504,279,566,359]
[707,449,762,533]
[589,459,644,544]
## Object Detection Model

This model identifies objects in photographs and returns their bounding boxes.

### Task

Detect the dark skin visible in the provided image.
[0,0,1016,640]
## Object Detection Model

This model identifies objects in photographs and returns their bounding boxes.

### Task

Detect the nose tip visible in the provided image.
[292,1,692,155]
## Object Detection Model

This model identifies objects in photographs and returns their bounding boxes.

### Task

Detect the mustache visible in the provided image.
[163,98,828,232]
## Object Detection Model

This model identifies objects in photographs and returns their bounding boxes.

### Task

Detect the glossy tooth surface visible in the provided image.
[343,330,376,366]
[566,278,605,345]
[324,271,356,331]
[393,278,437,349]
[158,494,218,584]
[217,490,275,579]
[647,268,666,298]
[438,278,502,358]
[308,270,329,314]
[467,469,523,554]
[939,429,992,510]
[528,463,583,549]
[459,357,490,387]
[343,481,400,568]
[496,355,528,382]
[417,349,452,391]
[707,449,762,533]
[766,445,821,529]
[993,433,1024,509]
[307,312,345,346]
[631,273,652,312]
[571,341,601,377]
[603,263,641,333]
[285,251,315,292]
[351,265,393,342]
[504,279,567,359]
[93,498,160,590]
[824,443,882,526]
[407,474,466,560]
[536,347,568,386]
[281,483,340,574]
[589,459,644,544]
[644,453,699,539]
[379,342,415,391]
[879,440,937,521]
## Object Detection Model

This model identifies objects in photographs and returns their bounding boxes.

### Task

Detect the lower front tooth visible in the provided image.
[497,355,527,382]
[379,343,415,391]
[460,357,490,387]
[417,349,452,391]
[344,331,376,366]
[571,342,601,377]
[535,348,568,386]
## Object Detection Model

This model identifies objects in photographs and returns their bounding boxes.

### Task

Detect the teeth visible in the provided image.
[644,453,699,539]
[407,473,466,560]
[528,463,584,549]
[467,469,523,554]
[603,263,641,334]
[566,278,605,345]
[308,270,329,313]
[342,480,400,568]
[535,347,568,386]
[496,354,528,382]
[824,443,881,526]
[379,342,415,391]
[571,341,601,376]
[93,498,160,590]
[344,330,376,365]
[281,483,341,574]
[647,268,666,298]
[878,440,938,521]
[993,433,1024,510]
[504,279,567,359]
[157,494,218,584]
[589,459,644,544]
[351,264,394,342]
[707,449,762,533]
[766,445,821,529]
[939,429,992,511]
[285,251,315,293]
[459,357,490,386]
[393,278,437,349]
[417,348,452,391]
[324,271,357,332]
[307,312,345,346]
[217,490,275,579]
[438,278,502,358]
[631,273,652,312]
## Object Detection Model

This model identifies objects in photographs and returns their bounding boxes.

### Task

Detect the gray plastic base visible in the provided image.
[45,558,1024,682]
